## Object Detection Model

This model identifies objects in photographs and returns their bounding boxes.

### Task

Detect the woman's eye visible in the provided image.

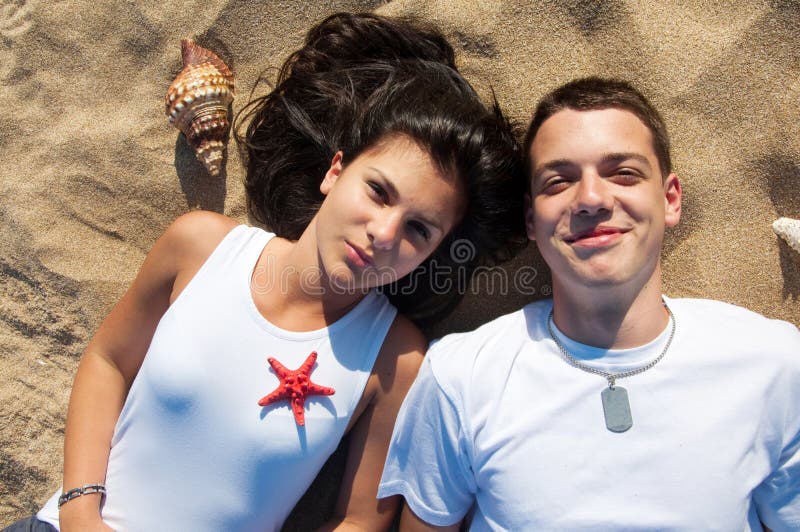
[408,221,430,241]
[367,181,388,202]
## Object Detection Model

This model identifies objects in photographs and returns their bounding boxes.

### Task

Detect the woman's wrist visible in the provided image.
[58,483,106,508]
[58,490,104,521]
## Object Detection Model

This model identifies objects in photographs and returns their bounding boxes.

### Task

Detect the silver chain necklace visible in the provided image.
[546,301,676,433]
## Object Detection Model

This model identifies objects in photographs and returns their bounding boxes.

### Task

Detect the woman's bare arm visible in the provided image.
[317,315,425,531]
[58,211,237,531]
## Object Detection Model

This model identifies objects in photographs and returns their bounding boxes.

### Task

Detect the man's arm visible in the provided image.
[377,341,478,529]
[752,323,800,531]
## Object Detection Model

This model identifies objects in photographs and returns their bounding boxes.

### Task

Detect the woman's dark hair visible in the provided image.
[235,12,527,326]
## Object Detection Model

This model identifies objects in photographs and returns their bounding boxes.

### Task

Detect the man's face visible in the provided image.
[526,108,681,293]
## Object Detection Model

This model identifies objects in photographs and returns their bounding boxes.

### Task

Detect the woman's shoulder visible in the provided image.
[381,314,427,359]
[146,211,243,294]
[157,211,241,264]
[163,210,241,246]
[371,315,426,393]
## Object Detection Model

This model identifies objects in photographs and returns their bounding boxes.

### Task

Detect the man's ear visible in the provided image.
[320,151,344,195]
[664,173,682,228]
[524,193,536,241]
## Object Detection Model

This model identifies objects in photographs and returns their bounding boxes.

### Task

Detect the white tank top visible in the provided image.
[39,225,398,531]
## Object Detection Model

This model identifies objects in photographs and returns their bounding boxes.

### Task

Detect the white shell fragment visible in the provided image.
[772,217,800,255]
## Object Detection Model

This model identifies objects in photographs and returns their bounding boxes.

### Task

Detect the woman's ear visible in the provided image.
[320,151,344,195]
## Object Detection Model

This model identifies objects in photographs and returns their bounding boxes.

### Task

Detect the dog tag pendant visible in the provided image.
[601,386,632,432]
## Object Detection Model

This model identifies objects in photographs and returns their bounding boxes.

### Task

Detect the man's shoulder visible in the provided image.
[430,299,550,352]
[668,296,800,359]
[425,299,551,388]
[669,297,798,333]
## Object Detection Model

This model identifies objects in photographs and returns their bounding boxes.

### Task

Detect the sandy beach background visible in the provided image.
[1,0,798,525]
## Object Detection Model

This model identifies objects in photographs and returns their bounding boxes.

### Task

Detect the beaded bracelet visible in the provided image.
[57,483,107,508]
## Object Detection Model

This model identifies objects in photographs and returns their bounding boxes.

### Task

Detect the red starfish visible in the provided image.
[257,351,335,426]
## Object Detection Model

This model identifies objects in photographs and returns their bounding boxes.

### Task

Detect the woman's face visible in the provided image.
[314,135,465,292]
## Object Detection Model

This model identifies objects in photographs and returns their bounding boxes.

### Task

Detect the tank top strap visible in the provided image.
[172,224,273,308]
[202,224,273,279]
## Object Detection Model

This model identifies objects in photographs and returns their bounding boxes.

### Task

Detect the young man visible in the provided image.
[378,78,800,531]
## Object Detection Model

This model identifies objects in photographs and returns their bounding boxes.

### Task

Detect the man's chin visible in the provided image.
[559,264,629,289]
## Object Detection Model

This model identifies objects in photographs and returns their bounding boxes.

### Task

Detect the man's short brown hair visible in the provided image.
[524,77,672,178]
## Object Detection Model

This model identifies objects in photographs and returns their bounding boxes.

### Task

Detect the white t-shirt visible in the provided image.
[379,297,800,531]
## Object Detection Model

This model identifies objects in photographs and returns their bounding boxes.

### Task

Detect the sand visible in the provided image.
[1,0,798,525]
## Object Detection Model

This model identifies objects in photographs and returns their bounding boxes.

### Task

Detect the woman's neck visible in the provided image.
[251,234,366,331]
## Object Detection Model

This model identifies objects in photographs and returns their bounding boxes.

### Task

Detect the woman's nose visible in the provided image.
[367,210,403,250]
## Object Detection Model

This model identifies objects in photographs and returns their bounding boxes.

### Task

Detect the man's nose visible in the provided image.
[572,173,613,216]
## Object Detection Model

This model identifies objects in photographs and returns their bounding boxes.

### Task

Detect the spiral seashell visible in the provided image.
[773,217,800,255]
[166,40,234,177]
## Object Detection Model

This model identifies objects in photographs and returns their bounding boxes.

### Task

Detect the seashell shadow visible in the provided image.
[174,132,227,213]
[193,31,235,72]
[777,238,800,301]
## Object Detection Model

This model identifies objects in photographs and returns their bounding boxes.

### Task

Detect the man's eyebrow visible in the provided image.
[368,166,442,232]
[531,159,575,178]
[532,153,653,177]
[602,152,652,171]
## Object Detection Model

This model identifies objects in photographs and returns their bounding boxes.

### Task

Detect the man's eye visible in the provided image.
[408,221,430,241]
[610,170,642,185]
[543,178,570,194]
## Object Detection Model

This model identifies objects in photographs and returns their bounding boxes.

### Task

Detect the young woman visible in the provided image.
[17,12,526,532]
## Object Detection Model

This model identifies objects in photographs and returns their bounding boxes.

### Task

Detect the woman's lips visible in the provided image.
[345,241,373,268]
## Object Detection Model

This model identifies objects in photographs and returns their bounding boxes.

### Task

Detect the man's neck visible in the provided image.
[551,275,670,349]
